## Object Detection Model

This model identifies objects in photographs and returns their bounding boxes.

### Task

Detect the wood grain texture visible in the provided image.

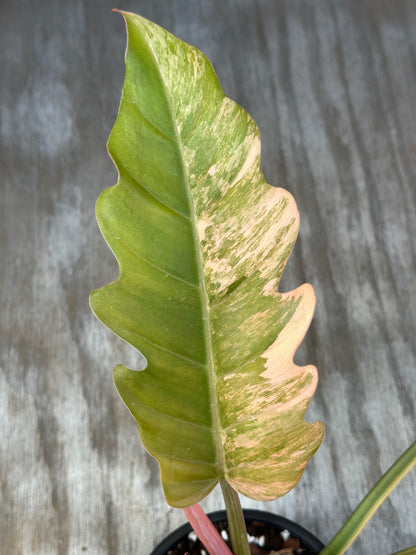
[0,0,415,553]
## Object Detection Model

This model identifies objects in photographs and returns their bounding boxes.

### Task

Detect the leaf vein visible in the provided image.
[118,165,191,221]
[138,402,212,431]
[130,330,207,368]
[117,237,199,289]
[159,454,218,467]
[127,98,176,143]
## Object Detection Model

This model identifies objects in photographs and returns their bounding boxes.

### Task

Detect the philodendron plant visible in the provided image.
[90,11,416,555]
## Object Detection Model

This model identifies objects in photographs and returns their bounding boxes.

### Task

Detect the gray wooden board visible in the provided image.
[1,0,415,553]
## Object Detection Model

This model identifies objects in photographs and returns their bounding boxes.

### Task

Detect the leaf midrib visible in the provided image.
[140,20,225,478]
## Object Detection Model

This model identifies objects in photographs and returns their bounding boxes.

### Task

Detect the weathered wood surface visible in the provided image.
[1,0,415,553]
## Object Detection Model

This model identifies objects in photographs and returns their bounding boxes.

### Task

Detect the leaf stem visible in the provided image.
[320,441,416,555]
[183,504,233,555]
[390,548,416,555]
[220,480,251,555]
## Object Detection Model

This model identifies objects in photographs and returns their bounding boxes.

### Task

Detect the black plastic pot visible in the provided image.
[150,509,324,555]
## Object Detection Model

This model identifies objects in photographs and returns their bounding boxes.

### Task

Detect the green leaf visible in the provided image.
[90,11,324,508]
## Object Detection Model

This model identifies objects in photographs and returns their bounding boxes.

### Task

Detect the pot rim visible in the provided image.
[150,508,325,554]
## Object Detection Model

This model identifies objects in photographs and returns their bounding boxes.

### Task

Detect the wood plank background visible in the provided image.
[1,0,415,553]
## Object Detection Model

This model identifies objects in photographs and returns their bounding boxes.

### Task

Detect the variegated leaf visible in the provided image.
[90,11,324,508]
